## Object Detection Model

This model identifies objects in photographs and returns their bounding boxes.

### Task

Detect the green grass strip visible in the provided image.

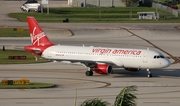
[8,7,179,23]
[0,49,49,64]
[0,28,29,37]
[0,82,55,89]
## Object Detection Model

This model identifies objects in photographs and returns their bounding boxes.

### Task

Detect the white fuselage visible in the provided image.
[42,45,170,69]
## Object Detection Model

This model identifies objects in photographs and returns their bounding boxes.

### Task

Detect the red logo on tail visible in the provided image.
[30,27,46,46]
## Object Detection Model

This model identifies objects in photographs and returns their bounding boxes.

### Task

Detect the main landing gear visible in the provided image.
[147,69,152,78]
[85,67,93,76]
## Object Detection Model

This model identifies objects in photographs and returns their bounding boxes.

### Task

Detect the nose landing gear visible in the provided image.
[147,69,152,78]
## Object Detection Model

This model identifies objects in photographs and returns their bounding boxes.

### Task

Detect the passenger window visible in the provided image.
[157,56,160,58]
[154,56,156,58]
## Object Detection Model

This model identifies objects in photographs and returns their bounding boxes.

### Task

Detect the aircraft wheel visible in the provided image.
[85,71,93,76]
[147,74,152,78]
[147,69,152,78]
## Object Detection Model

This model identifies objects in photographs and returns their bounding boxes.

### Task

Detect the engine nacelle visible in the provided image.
[125,68,140,72]
[94,64,112,74]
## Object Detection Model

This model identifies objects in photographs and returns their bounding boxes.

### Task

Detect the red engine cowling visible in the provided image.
[94,64,112,74]
[125,68,140,72]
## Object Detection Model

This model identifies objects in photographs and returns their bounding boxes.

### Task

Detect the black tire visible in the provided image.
[147,74,152,78]
[90,71,93,76]
[85,71,93,76]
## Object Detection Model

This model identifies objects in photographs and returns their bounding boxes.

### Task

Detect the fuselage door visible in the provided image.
[143,52,148,63]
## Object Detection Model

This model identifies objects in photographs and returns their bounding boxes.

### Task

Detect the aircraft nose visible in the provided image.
[162,59,171,68]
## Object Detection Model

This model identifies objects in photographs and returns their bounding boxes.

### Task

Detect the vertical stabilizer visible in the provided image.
[25,16,54,56]
[27,16,53,46]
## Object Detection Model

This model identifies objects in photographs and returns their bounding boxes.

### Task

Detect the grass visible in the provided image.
[0,49,49,64]
[8,7,179,23]
[0,82,55,89]
[0,28,29,37]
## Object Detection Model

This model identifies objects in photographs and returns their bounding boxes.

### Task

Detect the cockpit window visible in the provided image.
[154,55,165,59]
[160,55,165,58]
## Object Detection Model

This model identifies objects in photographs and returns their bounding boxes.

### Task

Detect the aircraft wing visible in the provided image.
[50,59,123,68]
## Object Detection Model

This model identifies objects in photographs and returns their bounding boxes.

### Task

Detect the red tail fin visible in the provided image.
[25,17,54,56]
[27,16,53,46]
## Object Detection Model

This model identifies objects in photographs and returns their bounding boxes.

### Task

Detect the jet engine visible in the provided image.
[94,64,112,74]
[125,68,140,72]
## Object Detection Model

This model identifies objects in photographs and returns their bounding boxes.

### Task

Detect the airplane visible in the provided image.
[24,16,171,78]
